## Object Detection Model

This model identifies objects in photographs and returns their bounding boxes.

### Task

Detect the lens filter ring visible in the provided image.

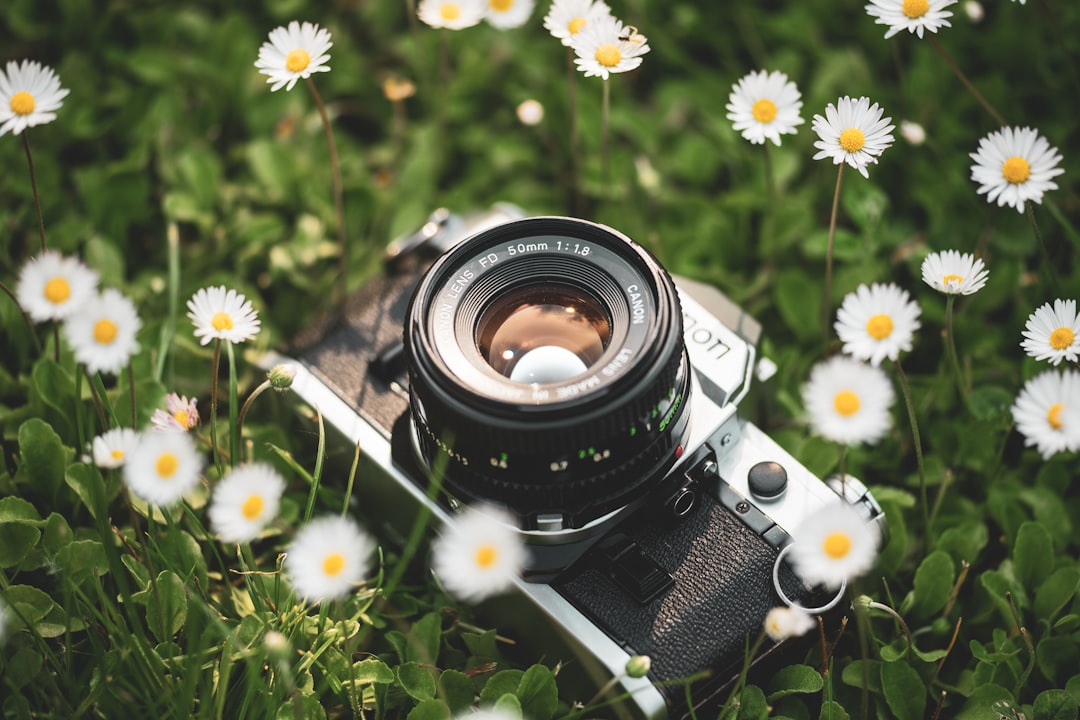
[404,217,691,530]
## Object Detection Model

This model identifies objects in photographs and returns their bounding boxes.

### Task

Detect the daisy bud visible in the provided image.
[963,1,984,21]
[625,655,652,678]
[263,630,291,658]
[900,120,926,146]
[516,99,544,126]
[764,606,815,642]
[269,363,298,391]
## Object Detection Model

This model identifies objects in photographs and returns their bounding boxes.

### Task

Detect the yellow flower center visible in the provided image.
[94,319,119,345]
[839,128,866,153]
[865,313,894,340]
[241,494,265,520]
[1049,327,1075,350]
[173,410,190,428]
[44,276,71,304]
[568,17,587,34]
[323,552,346,577]
[1047,403,1063,430]
[10,91,35,116]
[595,43,622,68]
[902,0,930,18]
[490,0,513,11]
[751,98,778,124]
[942,274,964,286]
[833,390,861,417]
[156,452,179,479]
[211,311,234,331]
[1002,156,1031,184]
[285,49,310,74]
[475,544,498,569]
[111,449,125,461]
[440,2,461,20]
[823,532,852,560]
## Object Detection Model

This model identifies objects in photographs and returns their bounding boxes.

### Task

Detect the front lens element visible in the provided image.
[477,285,611,384]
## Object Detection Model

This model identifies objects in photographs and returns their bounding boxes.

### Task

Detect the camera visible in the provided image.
[267,207,886,719]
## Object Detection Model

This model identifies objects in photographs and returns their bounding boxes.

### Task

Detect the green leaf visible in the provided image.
[1033,690,1080,720]
[52,539,109,586]
[65,463,106,520]
[0,524,40,567]
[774,269,822,342]
[1034,566,1080,621]
[767,665,824,701]
[17,418,67,498]
[493,694,523,717]
[462,629,500,664]
[840,660,882,693]
[954,685,1015,720]
[398,662,437,702]
[407,612,442,665]
[818,700,851,720]
[30,359,76,441]
[4,645,43,691]
[515,664,558,720]
[1014,522,1055,590]
[354,658,396,685]
[880,661,926,720]
[479,670,524,707]
[1037,637,1080,685]
[0,496,43,525]
[968,386,1013,420]
[907,551,955,619]
[41,513,73,554]
[935,521,988,564]
[406,700,451,720]
[2,585,55,628]
[145,570,188,643]
[738,685,768,720]
[274,695,327,720]
[438,669,477,714]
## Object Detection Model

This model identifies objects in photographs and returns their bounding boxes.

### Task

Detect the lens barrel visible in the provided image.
[404,217,691,530]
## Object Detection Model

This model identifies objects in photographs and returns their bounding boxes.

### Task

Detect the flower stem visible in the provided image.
[892,358,929,534]
[22,132,47,253]
[823,164,844,347]
[1027,203,1062,296]
[927,35,1007,127]
[128,359,137,428]
[305,77,347,306]
[237,379,271,443]
[943,294,969,409]
[342,440,361,518]
[602,77,611,193]
[210,339,224,476]
[226,341,240,469]
[567,48,582,216]
[0,279,43,355]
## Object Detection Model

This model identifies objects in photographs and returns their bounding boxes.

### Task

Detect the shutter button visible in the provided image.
[748,461,788,502]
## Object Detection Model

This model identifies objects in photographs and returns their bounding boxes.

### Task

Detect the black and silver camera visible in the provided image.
[267,207,885,718]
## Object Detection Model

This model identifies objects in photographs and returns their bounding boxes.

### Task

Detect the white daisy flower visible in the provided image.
[969,126,1064,214]
[91,428,139,469]
[15,251,99,323]
[150,392,200,432]
[122,430,204,507]
[865,0,956,39]
[920,250,989,295]
[432,505,526,603]
[1021,299,1080,366]
[418,0,486,30]
[1011,369,1080,459]
[802,356,895,445]
[64,289,142,375]
[764,606,816,642]
[569,15,650,80]
[835,283,922,366]
[485,0,535,28]
[788,502,880,588]
[255,21,332,92]
[543,0,611,46]
[208,463,285,544]
[186,286,261,346]
[285,515,375,602]
[725,69,804,147]
[811,96,895,179]
[0,60,70,137]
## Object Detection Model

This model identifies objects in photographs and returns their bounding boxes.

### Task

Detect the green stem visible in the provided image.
[927,34,1007,127]
[1027,203,1062,296]
[22,131,47,253]
[944,294,969,410]
[237,379,272,442]
[305,77,347,306]
[601,77,611,193]
[155,222,180,385]
[718,631,768,719]
[567,48,582,216]
[823,164,844,348]
[342,441,362,518]
[302,409,327,523]
[210,339,224,476]
[226,341,240,469]
[128,359,137,428]
[893,358,929,534]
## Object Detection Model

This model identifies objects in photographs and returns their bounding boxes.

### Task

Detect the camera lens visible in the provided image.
[404,217,691,531]
[476,285,611,384]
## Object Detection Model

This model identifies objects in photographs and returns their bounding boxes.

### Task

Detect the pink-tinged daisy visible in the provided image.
[186,286,261,346]
[725,69,804,147]
[255,21,333,92]
[1021,299,1080,366]
[812,96,895,179]
[0,60,69,136]
[969,126,1064,214]
[150,393,200,432]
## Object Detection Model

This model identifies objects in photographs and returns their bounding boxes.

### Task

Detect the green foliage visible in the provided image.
[2,0,1080,717]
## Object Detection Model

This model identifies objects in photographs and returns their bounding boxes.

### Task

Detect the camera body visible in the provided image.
[268,207,885,719]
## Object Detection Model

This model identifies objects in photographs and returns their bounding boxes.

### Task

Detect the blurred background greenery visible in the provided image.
[2,0,1080,717]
